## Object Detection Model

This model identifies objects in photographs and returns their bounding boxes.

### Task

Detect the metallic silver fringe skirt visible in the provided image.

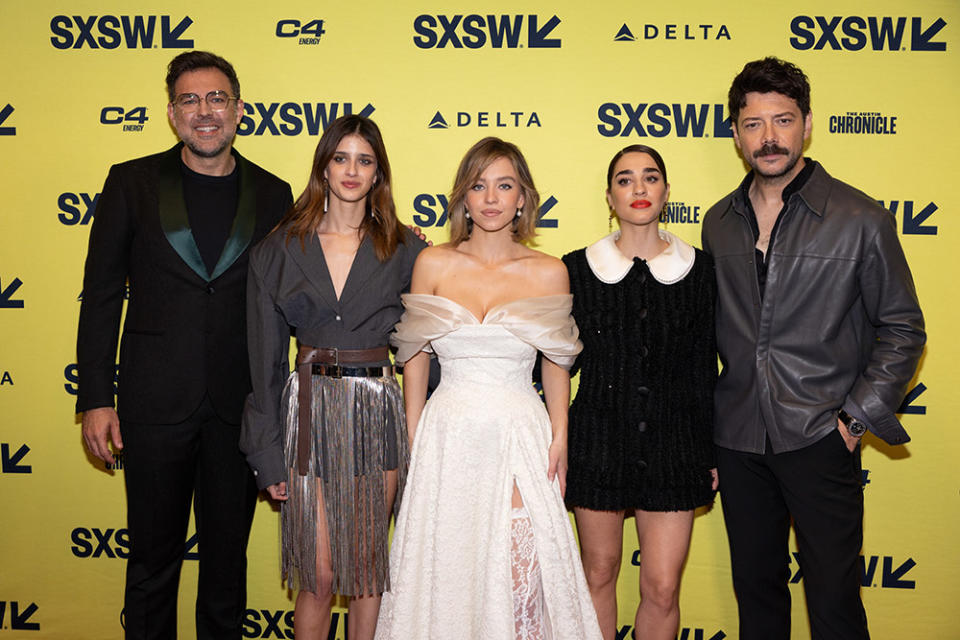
[280,370,408,596]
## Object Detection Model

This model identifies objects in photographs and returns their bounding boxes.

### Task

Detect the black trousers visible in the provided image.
[120,396,258,640]
[717,430,869,640]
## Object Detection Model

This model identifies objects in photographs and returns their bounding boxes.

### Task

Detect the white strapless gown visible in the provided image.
[375,294,602,639]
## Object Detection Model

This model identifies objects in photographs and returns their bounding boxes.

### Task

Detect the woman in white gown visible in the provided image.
[375,138,602,639]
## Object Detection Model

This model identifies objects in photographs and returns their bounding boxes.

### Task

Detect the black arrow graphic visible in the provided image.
[0,277,24,308]
[1,443,31,473]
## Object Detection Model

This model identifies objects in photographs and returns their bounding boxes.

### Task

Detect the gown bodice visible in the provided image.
[391,294,582,388]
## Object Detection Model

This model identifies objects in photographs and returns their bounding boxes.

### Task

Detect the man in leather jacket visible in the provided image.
[702,57,924,640]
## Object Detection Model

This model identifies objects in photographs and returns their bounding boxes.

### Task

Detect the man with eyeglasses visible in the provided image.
[76,51,292,639]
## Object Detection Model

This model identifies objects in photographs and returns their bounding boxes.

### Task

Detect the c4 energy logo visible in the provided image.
[0,601,39,631]
[660,202,701,224]
[58,192,100,225]
[50,15,193,49]
[598,103,731,138]
[427,110,541,129]
[413,194,559,228]
[829,111,897,134]
[238,102,374,136]
[613,22,730,41]
[413,14,561,49]
[0,104,15,135]
[2,443,31,474]
[100,107,148,132]
[790,16,946,51]
[879,200,939,236]
[1,277,24,309]
[275,19,325,45]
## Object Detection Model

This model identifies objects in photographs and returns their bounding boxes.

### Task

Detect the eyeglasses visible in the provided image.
[173,91,238,112]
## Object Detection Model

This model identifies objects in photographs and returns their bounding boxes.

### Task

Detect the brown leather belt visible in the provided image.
[295,345,392,475]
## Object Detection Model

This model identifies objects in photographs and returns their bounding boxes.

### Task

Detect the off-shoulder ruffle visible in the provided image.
[391,294,582,369]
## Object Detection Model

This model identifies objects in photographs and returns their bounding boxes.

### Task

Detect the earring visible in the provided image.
[515,208,522,218]
[608,211,614,232]
[464,206,471,220]
[323,181,329,214]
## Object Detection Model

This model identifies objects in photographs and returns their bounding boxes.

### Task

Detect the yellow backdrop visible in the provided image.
[1,1,956,638]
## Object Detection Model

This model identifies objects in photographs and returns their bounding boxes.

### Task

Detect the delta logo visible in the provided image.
[427,110,542,130]
[828,111,897,135]
[789,16,946,51]
[413,14,561,49]
[597,103,732,138]
[613,23,730,41]
[237,101,374,136]
[50,15,193,49]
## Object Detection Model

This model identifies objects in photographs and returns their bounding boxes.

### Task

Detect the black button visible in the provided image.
[637,421,647,433]
[637,385,650,396]
[639,346,649,358]
[637,309,648,320]
[637,460,648,471]
[206,285,215,295]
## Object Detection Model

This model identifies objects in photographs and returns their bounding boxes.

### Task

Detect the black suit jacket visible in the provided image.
[76,143,293,425]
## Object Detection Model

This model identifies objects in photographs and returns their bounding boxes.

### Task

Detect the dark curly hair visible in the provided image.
[728,57,810,126]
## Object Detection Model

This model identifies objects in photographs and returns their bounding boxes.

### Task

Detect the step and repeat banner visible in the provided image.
[1,1,957,638]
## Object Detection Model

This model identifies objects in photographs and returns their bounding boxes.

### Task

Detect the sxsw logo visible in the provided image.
[59,192,100,225]
[243,609,351,638]
[789,16,946,51]
[616,627,724,640]
[0,601,39,631]
[660,202,701,224]
[413,14,561,49]
[427,111,541,129]
[71,527,130,558]
[412,194,560,228]
[1,277,24,308]
[275,19,325,45]
[237,102,374,136]
[614,23,730,41]
[2,443,31,474]
[50,15,193,49]
[879,201,939,236]
[790,552,917,589]
[0,104,15,135]
[64,363,119,396]
[598,103,732,138]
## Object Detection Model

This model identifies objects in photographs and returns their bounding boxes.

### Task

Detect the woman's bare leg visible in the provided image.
[632,509,694,640]
[573,508,626,640]
[294,478,335,639]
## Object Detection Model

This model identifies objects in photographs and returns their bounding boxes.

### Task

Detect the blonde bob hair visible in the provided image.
[447,137,540,245]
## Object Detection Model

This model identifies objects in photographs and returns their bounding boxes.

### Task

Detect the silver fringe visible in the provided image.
[280,371,408,596]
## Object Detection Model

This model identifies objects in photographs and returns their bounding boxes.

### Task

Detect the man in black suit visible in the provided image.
[77,51,293,639]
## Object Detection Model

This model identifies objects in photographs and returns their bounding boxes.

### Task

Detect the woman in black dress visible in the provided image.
[562,145,717,640]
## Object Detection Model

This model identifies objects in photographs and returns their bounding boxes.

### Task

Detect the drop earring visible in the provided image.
[464,206,471,220]
[515,208,522,218]
[608,211,614,232]
[323,181,329,213]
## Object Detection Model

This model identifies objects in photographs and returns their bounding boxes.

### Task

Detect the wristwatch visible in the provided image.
[838,409,867,437]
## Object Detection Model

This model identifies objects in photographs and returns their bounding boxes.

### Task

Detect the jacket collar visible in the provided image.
[157,143,257,282]
[585,229,695,285]
[287,232,381,309]
[729,158,823,220]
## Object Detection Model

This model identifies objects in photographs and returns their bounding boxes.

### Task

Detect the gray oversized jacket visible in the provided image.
[702,162,925,454]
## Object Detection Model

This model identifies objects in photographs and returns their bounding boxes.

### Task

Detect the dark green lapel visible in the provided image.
[210,151,257,280]
[157,145,209,281]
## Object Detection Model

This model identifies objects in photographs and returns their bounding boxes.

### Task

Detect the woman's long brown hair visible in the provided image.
[279,114,404,261]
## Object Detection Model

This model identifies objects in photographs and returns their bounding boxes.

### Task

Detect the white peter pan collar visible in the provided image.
[584,229,695,285]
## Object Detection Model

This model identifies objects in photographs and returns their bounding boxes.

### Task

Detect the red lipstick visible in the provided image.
[631,199,651,209]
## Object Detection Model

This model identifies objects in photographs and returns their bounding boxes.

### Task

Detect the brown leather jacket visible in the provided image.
[702,162,925,454]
